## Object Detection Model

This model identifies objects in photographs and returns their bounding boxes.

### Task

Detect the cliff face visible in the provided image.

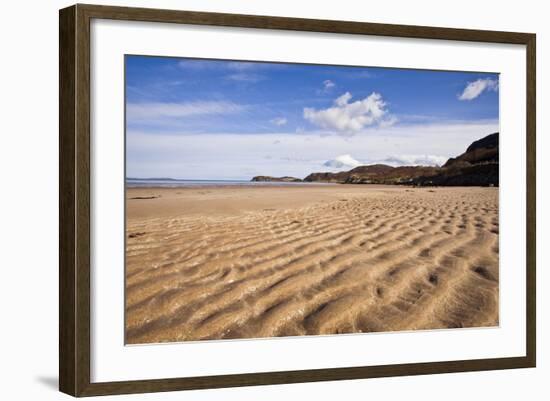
[304,132,499,187]
[443,132,498,168]
[303,171,351,183]
[414,132,499,186]
[251,176,302,182]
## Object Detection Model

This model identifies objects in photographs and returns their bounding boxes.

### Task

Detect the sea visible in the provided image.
[126,178,333,188]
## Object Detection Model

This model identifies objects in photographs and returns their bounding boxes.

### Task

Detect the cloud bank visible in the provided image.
[383,154,447,167]
[127,120,498,180]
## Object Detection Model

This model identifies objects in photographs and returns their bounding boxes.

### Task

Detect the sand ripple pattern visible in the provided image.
[125,188,499,344]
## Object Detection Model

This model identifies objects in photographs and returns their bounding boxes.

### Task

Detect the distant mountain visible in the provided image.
[303,132,499,187]
[251,176,302,182]
[304,164,440,185]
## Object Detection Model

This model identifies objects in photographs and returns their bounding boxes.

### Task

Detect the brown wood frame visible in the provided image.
[59,3,536,397]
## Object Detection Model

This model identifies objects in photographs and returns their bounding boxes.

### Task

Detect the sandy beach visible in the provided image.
[125,184,499,344]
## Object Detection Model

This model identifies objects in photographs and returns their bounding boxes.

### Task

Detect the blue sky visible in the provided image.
[126,55,499,180]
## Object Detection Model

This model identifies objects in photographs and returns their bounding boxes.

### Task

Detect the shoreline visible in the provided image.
[126,181,338,189]
[125,184,458,220]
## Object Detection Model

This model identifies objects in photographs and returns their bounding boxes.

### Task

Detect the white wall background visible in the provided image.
[0,0,546,399]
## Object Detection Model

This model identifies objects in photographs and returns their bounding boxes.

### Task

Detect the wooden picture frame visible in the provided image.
[59,3,536,397]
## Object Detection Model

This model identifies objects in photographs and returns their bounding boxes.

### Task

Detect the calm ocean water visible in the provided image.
[126,178,334,188]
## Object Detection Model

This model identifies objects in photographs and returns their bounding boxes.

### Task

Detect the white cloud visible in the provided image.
[304,92,395,134]
[458,78,499,101]
[270,117,288,126]
[335,92,352,106]
[226,73,264,82]
[127,101,246,120]
[323,79,335,90]
[383,154,447,167]
[323,154,362,169]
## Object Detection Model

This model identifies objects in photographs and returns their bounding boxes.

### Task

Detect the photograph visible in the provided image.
[124,55,500,345]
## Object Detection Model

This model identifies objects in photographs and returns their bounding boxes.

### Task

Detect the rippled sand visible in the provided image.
[125,185,499,344]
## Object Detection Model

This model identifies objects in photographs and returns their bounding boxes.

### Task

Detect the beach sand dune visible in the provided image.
[125,185,499,344]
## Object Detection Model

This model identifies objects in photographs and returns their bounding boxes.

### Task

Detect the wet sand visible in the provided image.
[125,185,499,344]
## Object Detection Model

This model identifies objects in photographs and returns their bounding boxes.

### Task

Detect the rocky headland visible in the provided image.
[253,133,499,187]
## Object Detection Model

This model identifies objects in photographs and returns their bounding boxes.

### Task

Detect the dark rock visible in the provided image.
[412,162,498,187]
[443,132,498,168]
[251,176,302,182]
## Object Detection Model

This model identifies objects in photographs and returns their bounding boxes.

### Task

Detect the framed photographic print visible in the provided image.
[59,4,536,397]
